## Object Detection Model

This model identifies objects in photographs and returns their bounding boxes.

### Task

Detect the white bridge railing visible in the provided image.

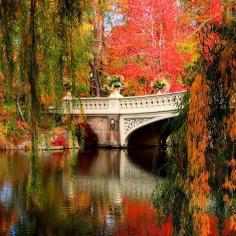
[61,91,186,115]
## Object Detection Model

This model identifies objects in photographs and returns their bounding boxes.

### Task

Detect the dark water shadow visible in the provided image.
[127,146,167,176]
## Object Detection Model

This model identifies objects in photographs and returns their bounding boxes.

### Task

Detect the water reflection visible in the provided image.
[0,149,159,235]
[0,149,235,235]
[127,147,167,175]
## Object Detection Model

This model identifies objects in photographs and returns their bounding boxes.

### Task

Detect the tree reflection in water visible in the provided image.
[151,133,236,236]
[26,152,42,208]
[0,149,235,235]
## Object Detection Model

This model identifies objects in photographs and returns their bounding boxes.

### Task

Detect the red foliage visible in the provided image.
[105,0,192,91]
[189,0,222,24]
[168,84,187,93]
[209,0,222,23]
[51,131,69,148]
[0,108,11,122]
[16,120,29,131]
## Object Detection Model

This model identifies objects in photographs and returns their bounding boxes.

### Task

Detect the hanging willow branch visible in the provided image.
[0,0,84,149]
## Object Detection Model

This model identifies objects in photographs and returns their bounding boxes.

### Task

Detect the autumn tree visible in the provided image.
[0,0,86,149]
[153,1,235,235]
[104,0,192,94]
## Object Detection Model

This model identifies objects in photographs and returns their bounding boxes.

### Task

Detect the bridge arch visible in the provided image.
[121,113,178,147]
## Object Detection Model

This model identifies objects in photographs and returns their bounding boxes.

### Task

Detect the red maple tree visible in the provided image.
[104,0,192,92]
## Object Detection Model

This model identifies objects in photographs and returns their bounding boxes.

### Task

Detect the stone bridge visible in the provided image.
[61,91,185,148]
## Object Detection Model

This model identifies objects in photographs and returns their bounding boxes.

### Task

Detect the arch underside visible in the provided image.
[121,112,178,147]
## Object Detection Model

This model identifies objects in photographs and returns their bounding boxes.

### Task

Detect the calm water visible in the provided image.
[0,148,235,235]
[0,148,168,236]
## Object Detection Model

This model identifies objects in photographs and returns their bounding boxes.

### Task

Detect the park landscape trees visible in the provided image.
[104,0,191,94]
[152,1,236,235]
[0,0,235,235]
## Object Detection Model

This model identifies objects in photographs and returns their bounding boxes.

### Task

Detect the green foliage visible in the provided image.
[108,76,124,88]
[6,119,17,137]
[138,76,148,85]
[152,80,166,90]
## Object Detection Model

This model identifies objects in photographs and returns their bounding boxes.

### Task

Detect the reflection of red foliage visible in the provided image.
[113,199,236,235]
[224,218,236,236]
[50,152,67,171]
[197,215,236,236]
[76,122,98,148]
[113,198,172,236]
[51,131,69,148]
[0,203,18,235]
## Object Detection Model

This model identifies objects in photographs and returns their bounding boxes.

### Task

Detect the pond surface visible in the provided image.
[0,148,235,235]
[0,148,167,235]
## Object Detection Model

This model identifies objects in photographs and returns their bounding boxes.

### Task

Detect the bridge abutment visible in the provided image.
[86,115,121,147]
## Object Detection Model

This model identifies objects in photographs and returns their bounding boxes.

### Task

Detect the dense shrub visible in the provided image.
[76,122,98,149]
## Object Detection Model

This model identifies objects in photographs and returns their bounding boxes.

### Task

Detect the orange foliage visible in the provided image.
[187,74,211,234]
[223,160,236,206]
[40,92,56,107]
[223,42,236,139]
[221,41,236,229]
[187,75,210,174]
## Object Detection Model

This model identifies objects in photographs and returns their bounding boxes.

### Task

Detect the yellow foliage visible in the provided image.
[0,123,14,150]
[80,23,93,34]
[78,105,86,124]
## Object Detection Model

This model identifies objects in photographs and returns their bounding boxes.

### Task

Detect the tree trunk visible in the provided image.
[90,0,104,97]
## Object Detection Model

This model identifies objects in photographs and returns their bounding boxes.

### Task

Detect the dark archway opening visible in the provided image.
[127,119,173,148]
[127,119,174,176]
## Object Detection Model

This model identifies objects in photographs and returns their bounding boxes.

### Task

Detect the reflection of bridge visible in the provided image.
[62,150,165,201]
[61,91,185,147]
[62,149,217,212]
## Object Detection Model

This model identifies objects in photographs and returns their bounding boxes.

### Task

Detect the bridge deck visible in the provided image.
[61,91,185,115]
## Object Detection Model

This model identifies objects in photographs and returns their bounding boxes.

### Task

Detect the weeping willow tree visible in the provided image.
[0,0,86,148]
[0,0,87,206]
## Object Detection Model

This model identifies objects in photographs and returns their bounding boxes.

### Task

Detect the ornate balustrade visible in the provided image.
[62,91,186,115]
